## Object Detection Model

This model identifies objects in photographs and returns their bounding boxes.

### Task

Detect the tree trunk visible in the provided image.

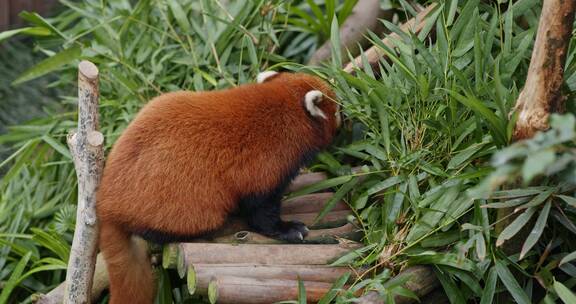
[512,0,576,140]
[63,61,104,304]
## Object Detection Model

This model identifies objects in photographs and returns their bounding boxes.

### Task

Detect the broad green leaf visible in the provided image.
[41,135,72,159]
[434,267,467,304]
[495,261,531,304]
[167,0,191,33]
[496,207,536,247]
[187,264,197,295]
[409,252,477,272]
[554,280,576,304]
[520,201,551,259]
[560,251,576,266]
[557,195,576,208]
[13,45,82,85]
[366,175,404,196]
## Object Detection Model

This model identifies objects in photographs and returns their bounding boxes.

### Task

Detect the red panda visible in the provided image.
[96,71,340,304]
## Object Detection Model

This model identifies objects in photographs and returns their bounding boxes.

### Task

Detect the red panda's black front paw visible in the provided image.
[276,220,309,243]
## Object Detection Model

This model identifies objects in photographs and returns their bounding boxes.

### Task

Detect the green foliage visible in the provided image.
[1,0,576,303]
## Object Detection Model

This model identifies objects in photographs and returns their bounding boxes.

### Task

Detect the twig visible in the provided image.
[63,61,104,304]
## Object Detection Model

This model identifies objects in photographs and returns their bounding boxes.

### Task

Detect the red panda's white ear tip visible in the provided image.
[257,71,278,83]
[304,90,327,120]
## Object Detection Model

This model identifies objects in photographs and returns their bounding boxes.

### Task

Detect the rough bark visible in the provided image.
[343,3,438,74]
[308,0,393,66]
[512,0,575,140]
[354,266,439,304]
[180,243,361,265]
[63,61,104,304]
[497,0,576,252]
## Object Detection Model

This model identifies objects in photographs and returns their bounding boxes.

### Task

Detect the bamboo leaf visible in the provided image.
[496,207,536,247]
[554,280,576,304]
[13,45,82,85]
[0,252,32,303]
[520,201,551,259]
[495,261,531,304]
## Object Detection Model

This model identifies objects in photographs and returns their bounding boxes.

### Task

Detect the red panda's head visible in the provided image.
[257,71,341,133]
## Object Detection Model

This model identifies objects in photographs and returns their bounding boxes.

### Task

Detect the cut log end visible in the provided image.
[87,131,104,146]
[79,60,99,80]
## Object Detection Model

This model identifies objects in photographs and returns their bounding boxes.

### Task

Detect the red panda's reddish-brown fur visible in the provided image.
[96,72,339,304]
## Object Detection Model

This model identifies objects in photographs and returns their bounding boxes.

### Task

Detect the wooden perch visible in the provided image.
[192,264,357,293]
[281,192,350,214]
[355,266,439,304]
[63,61,104,304]
[180,243,361,265]
[308,0,393,66]
[207,276,337,304]
[212,223,361,244]
[511,0,576,140]
[343,3,438,74]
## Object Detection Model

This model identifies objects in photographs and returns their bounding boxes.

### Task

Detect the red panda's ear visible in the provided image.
[304,90,327,120]
[257,71,279,83]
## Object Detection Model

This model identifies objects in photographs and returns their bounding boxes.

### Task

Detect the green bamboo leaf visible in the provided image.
[13,45,82,85]
[557,195,576,208]
[516,189,555,210]
[496,207,536,247]
[288,175,352,198]
[317,273,350,304]
[560,251,576,266]
[0,27,51,43]
[554,280,576,304]
[434,267,467,304]
[520,201,551,259]
[208,279,218,304]
[495,261,531,304]
[167,0,191,33]
[522,150,556,183]
[409,252,477,272]
[330,16,342,67]
[41,135,72,159]
[480,267,497,304]
[366,175,404,196]
[298,278,306,304]
[313,177,357,225]
[0,252,32,303]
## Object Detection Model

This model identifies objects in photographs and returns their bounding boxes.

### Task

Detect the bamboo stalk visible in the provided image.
[63,61,104,304]
[206,276,337,304]
[343,3,438,74]
[192,264,356,293]
[181,243,361,265]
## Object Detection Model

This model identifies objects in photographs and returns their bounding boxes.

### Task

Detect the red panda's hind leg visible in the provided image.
[240,192,308,243]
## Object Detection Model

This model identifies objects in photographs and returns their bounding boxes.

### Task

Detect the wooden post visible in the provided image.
[512,0,576,140]
[63,61,104,304]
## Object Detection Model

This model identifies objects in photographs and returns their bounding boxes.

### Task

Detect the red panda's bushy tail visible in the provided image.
[100,222,154,304]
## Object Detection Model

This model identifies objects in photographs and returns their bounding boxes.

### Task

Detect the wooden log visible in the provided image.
[211,223,361,244]
[34,254,108,304]
[288,171,328,193]
[308,0,392,66]
[512,0,576,140]
[207,276,336,304]
[181,243,361,265]
[64,60,104,304]
[191,264,356,293]
[355,266,439,304]
[343,3,438,74]
[281,192,349,214]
